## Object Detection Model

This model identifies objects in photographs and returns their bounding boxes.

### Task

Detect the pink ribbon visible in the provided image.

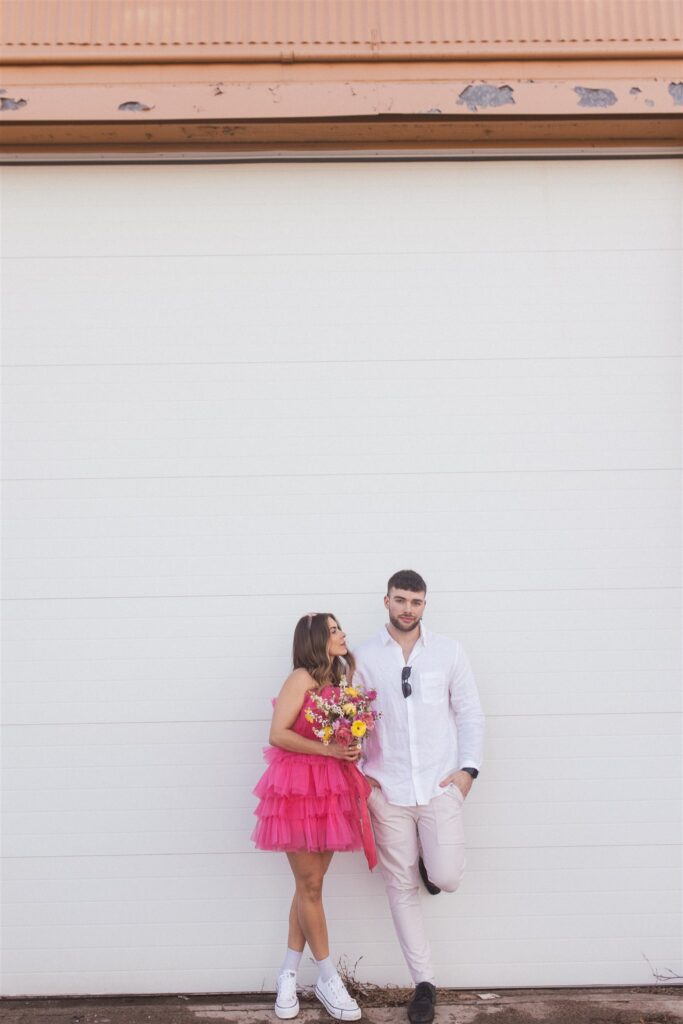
[345,763,377,870]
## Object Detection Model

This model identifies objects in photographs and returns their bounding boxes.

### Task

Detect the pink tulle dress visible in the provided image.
[252,688,377,869]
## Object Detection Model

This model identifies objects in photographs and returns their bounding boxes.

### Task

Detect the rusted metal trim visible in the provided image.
[1,59,680,150]
[1,116,681,154]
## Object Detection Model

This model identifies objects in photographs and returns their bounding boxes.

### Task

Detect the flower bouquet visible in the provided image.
[305,678,380,748]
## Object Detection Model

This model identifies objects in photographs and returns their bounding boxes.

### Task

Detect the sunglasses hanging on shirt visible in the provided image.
[401,666,412,698]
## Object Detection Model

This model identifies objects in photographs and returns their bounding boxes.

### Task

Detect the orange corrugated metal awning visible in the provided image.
[1,1,681,155]
[2,0,682,63]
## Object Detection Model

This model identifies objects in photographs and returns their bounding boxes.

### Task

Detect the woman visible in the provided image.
[252,613,375,1021]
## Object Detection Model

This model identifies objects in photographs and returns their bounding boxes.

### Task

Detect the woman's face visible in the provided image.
[326,617,348,658]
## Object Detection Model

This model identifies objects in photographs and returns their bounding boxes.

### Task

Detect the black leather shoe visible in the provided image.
[407,981,437,1024]
[418,856,441,895]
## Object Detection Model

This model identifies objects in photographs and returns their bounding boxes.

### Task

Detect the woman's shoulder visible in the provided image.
[272,668,318,715]
[281,667,318,693]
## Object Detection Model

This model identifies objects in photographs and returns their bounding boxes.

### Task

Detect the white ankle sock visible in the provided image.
[315,956,336,983]
[281,948,303,974]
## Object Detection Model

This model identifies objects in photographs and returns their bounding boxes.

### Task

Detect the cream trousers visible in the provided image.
[368,784,466,984]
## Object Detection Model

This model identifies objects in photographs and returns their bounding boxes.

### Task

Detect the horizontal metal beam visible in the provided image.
[1,59,681,151]
[3,145,681,165]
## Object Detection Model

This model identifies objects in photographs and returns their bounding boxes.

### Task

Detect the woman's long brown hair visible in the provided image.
[292,613,355,687]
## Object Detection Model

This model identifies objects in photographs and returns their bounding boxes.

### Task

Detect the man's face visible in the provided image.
[384,587,426,633]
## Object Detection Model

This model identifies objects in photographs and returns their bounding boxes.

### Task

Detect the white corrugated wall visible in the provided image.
[1,159,681,995]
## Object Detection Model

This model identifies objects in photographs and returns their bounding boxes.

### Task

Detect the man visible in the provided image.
[354,570,484,1024]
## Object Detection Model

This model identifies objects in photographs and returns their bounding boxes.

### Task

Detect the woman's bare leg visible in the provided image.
[286,851,334,961]
[286,851,334,952]
[287,894,305,952]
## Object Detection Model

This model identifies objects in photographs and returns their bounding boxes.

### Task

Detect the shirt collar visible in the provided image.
[382,623,428,646]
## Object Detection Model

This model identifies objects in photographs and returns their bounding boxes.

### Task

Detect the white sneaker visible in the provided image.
[314,973,361,1021]
[274,969,299,1019]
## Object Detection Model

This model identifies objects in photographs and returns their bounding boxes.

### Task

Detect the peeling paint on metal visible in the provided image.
[0,96,27,110]
[668,82,683,105]
[574,87,618,107]
[629,86,642,95]
[118,100,153,111]
[645,98,655,107]
[457,84,514,112]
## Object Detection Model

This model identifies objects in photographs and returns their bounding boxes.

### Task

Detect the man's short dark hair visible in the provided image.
[387,569,427,595]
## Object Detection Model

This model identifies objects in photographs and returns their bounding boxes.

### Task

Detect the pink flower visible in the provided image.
[366,689,377,701]
[335,724,353,747]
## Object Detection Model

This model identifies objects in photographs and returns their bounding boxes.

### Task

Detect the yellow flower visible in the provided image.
[345,687,359,698]
[304,710,314,723]
[322,726,333,743]
[351,720,367,738]
[342,703,357,716]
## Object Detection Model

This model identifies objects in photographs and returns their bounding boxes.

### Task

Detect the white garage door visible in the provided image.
[2,159,681,996]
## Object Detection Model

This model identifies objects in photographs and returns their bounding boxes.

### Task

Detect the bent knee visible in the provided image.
[436,874,463,893]
[429,860,466,893]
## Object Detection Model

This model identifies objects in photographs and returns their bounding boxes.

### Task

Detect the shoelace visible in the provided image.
[277,972,297,998]
[327,975,356,1005]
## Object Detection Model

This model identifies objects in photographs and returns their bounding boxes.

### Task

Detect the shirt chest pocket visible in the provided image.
[419,671,447,705]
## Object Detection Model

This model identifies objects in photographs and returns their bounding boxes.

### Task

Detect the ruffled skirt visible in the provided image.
[252,746,374,860]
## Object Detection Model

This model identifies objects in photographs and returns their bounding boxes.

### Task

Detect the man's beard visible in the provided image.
[388,613,422,634]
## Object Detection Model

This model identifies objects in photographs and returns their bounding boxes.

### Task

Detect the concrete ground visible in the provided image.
[1,988,682,1024]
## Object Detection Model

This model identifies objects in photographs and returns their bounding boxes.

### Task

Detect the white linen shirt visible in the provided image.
[353,624,484,807]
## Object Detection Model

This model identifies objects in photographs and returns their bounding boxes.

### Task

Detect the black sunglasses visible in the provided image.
[401,666,412,698]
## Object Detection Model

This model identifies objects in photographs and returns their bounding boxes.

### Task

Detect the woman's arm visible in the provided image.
[269,669,360,761]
